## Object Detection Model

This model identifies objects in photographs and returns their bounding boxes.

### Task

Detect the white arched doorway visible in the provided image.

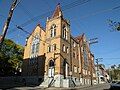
[48,60,55,77]
[63,59,69,79]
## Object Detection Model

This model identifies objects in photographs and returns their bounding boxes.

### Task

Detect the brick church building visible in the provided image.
[22,4,96,87]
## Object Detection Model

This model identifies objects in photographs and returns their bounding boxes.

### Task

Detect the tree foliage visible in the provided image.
[0,39,24,76]
[107,64,120,81]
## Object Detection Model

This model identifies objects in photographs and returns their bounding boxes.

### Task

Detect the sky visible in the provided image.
[0,0,120,68]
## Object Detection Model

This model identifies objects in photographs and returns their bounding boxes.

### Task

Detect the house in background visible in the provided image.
[95,64,110,84]
[22,4,96,87]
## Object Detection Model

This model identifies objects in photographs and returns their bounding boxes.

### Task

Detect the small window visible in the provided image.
[66,32,68,40]
[73,42,76,47]
[73,52,75,58]
[53,44,56,51]
[66,47,69,53]
[74,66,77,73]
[62,25,65,38]
[50,29,53,37]
[77,55,79,59]
[54,29,56,37]
[78,67,80,73]
[88,53,90,58]
[47,46,51,52]
[62,44,66,52]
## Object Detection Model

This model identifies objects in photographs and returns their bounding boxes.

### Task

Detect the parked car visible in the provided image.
[110,81,120,90]
[111,81,117,83]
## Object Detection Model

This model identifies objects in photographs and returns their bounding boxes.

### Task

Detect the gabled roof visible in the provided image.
[26,23,45,40]
[51,3,63,18]
[75,33,85,42]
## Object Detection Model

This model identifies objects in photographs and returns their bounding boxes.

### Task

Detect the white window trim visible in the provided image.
[62,25,68,40]
[73,42,76,47]
[62,44,66,52]
[50,24,56,37]
[47,45,51,52]
[31,36,40,55]
[53,44,56,51]
[74,66,77,73]
[66,47,69,53]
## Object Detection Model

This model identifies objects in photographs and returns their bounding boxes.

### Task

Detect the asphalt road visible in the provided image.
[79,83,110,90]
[8,83,110,90]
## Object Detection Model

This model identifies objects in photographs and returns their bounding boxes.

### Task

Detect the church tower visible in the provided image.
[44,3,71,87]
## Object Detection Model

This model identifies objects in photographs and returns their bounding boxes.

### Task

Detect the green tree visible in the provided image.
[0,39,24,76]
[118,64,120,69]
[110,64,120,80]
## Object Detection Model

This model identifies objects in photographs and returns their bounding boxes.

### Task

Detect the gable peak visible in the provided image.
[51,3,63,18]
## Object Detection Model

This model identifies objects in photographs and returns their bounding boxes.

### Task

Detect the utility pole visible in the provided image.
[96,59,99,84]
[88,38,98,86]
[108,19,120,32]
[89,38,98,45]
[96,58,103,84]
[0,0,19,49]
[89,53,93,86]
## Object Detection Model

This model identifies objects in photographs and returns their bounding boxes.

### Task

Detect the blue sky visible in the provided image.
[0,0,120,68]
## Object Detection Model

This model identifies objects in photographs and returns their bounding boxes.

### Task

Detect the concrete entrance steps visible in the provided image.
[40,77,54,87]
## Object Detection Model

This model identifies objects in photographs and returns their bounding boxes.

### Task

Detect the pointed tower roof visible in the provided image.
[51,3,63,18]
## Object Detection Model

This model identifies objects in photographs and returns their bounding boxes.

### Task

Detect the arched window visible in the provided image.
[31,44,35,54]
[62,25,67,40]
[36,43,39,53]
[31,36,40,54]
[50,24,56,37]
[49,60,54,67]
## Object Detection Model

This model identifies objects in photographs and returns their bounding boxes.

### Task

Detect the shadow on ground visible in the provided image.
[0,81,41,90]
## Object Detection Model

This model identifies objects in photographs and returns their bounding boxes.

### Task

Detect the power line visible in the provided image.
[44,0,52,10]
[69,4,120,38]
[7,1,120,45]
[7,0,91,34]
[103,58,120,60]
[0,14,21,35]
[0,14,17,26]
[16,26,62,51]
[15,1,120,35]
[8,1,120,40]
[19,2,33,18]
[4,1,120,36]
[76,4,120,20]
[62,0,91,11]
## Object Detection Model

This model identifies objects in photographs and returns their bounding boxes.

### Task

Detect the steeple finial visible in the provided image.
[51,3,63,18]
